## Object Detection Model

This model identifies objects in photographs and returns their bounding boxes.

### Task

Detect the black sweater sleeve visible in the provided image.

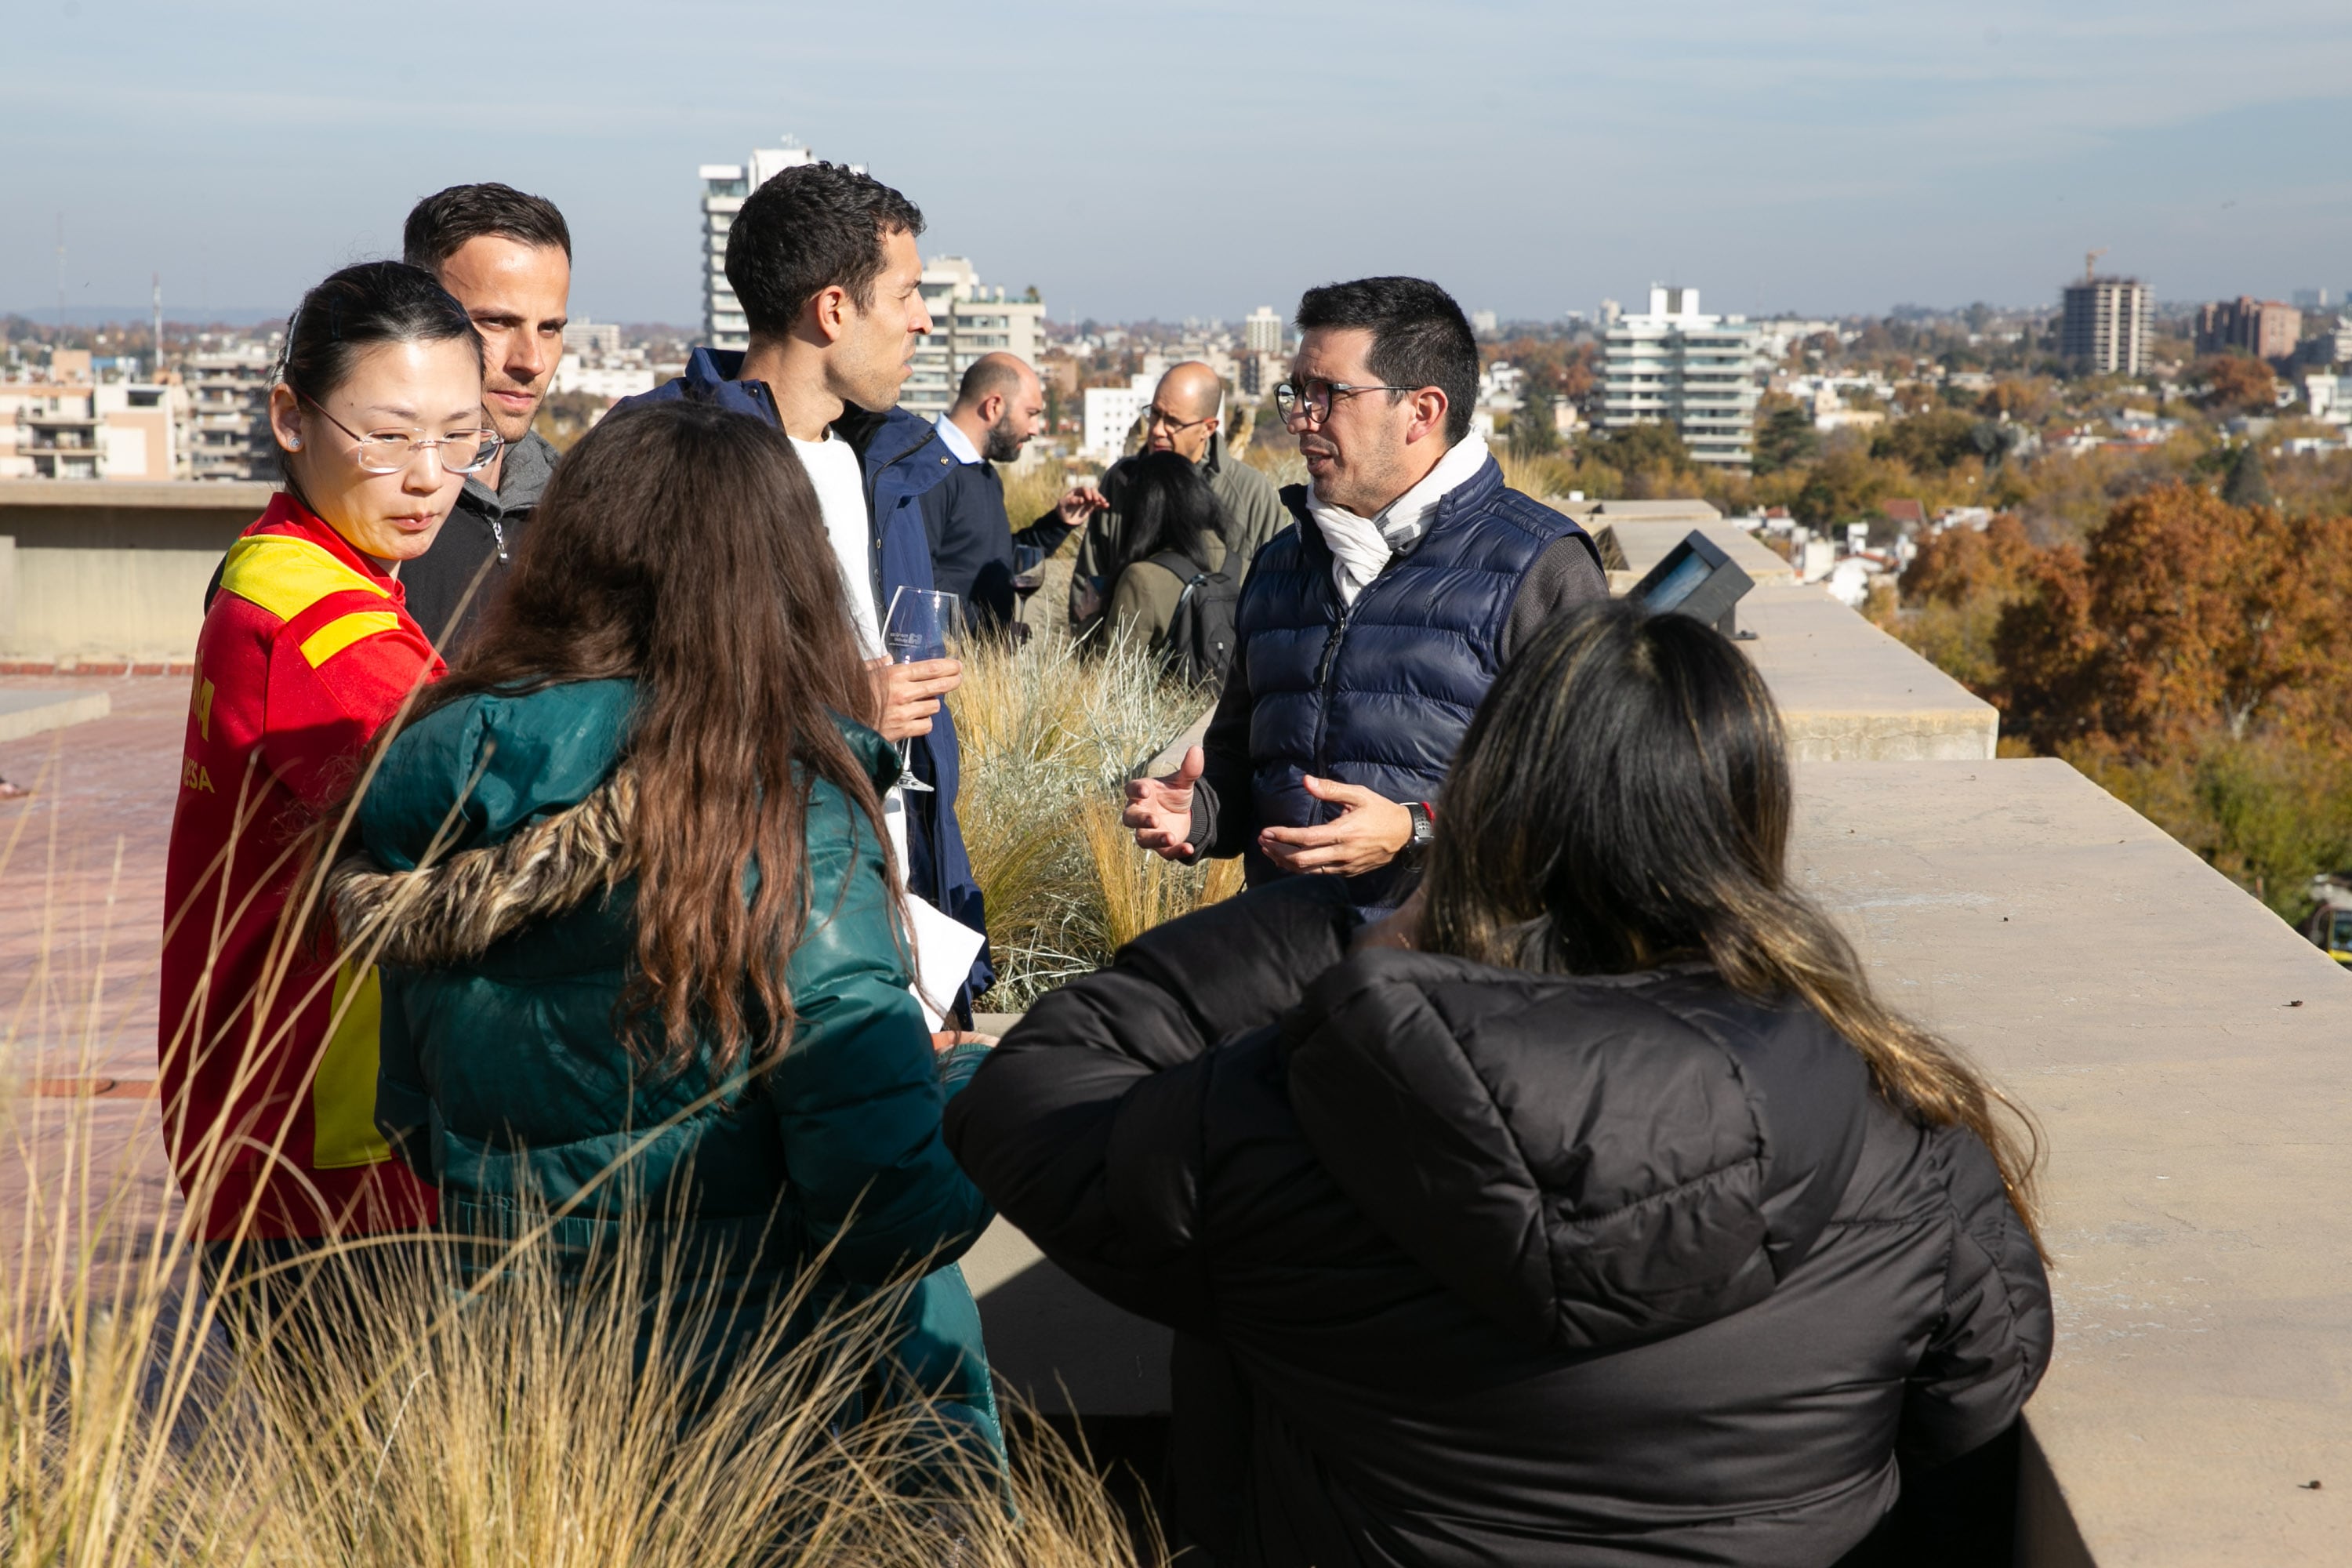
[1183,626,1260,858]
[1501,532,1611,661]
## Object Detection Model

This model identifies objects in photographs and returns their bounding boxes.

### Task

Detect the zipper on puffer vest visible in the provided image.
[1306,559,1400,817]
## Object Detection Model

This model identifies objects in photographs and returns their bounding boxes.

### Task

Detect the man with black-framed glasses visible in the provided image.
[1122,276,1605,920]
[1058,360,1287,637]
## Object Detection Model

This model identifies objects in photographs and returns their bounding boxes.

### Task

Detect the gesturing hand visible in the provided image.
[1123,744,1203,861]
[870,656,963,742]
[1258,776,1414,877]
[1055,485,1109,528]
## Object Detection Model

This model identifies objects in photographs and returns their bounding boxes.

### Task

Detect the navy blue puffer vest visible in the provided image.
[1236,458,1587,913]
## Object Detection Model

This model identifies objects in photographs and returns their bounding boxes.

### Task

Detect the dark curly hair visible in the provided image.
[725,162,924,339]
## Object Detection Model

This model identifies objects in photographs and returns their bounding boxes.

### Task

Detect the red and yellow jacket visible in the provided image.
[160,494,442,1241]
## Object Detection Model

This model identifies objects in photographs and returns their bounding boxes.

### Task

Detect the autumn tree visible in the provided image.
[1871,408,1981,473]
[1994,484,2352,756]
[1890,516,2043,689]
[2193,354,2277,416]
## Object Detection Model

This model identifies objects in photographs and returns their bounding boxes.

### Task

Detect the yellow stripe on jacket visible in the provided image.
[219,534,390,623]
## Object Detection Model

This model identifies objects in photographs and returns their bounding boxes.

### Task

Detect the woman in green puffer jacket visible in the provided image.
[325,400,1001,1469]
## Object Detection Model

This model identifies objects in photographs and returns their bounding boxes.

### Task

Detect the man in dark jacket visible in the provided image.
[1123,277,1605,915]
[397,183,572,650]
[918,352,1089,634]
[615,162,993,1007]
[944,880,2053,1566]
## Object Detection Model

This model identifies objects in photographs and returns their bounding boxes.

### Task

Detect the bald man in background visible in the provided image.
[1059,360,1288,637]
[920,351,1091,633]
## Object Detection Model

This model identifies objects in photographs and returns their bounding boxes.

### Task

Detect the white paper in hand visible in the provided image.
[903,893,986,1031]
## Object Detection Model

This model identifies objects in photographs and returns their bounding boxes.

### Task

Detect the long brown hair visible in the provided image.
[415,399,884,1077]
[1419,600,2042,1241]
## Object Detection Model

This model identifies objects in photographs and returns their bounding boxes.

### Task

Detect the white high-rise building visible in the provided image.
[1245,306,1284,355]
[1599,285,1766,468]
[902,256,1047,419]
[699,137,819,350]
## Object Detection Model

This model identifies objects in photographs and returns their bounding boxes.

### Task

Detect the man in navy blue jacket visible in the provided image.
[618,162,993,1007]
[1123,277,1606,916]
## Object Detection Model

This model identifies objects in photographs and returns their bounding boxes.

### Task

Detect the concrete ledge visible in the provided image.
[0,688,111,743]
[1798,759,2352,1566]
[0,479,278,511]
[1599,518,1798,586]
[1738,585,1997,760]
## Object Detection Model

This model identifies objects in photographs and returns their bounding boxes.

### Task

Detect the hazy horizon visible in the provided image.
[9,0,2350,332]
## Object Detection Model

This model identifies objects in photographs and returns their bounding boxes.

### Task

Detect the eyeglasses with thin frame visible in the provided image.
[1143,404,1212,434]
[299,394,504,476]
[1274,379,1419,426]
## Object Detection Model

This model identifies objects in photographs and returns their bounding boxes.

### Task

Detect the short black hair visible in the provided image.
[402,183,572,272]
[1294,276,1479,444]
[279,261,481,405]
[725,162,925,339]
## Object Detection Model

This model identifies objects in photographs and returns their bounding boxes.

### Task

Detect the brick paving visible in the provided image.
[2,673,190,1260]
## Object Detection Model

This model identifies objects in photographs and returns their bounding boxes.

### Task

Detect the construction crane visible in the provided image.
[2085,248,2107,281]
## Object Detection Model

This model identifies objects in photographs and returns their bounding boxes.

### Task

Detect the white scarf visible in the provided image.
[1305,434,1494,604]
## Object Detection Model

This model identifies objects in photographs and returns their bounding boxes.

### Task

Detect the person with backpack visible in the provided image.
[1101,450,1241,686]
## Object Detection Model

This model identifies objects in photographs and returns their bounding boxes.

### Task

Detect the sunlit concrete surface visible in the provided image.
[1740,583,1998,760]
[0,687,110,742]
[1798,758,2350,1564]
[1598,516,1799,586]
[0,480,265,665]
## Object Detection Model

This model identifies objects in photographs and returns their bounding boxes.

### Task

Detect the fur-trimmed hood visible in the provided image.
[330,772,636,970]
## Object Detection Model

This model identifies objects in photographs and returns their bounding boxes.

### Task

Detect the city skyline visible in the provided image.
[7,0,2350,328]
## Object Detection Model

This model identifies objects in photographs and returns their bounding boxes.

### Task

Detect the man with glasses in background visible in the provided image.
[1121,277,1605,917]
[1058,360,1288,637]
[397,183,572,651]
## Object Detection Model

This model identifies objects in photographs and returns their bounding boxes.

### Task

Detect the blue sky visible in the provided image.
[7,0,2350,327]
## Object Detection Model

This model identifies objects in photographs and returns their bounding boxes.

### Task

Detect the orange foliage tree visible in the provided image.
[1993,484,2352,756]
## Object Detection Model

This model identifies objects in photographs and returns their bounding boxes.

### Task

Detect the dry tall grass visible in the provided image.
[956,628,1240,1007]
[1,710,1153,1567]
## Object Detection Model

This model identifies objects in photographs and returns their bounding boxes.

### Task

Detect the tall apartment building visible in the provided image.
[699,138,819,350]
[1599,286,1766,468]
[1245,306,1283,355]
[2194,296,2302,362]
[899,256,1045,419]
[183,346,279,481]
[2060,276,2151,375]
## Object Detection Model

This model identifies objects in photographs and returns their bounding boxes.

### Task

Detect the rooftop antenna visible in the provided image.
[2085,247,2107,282]
[152,273,163,378]
[55,213,66,328]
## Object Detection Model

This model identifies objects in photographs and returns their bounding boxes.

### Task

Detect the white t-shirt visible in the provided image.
[790,430,909,874]
[791,432,882,657]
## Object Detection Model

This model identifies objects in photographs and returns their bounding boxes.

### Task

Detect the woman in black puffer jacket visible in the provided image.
[944,598,2052,1568]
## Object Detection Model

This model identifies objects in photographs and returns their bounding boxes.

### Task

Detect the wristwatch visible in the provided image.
[1405,800,1436,848]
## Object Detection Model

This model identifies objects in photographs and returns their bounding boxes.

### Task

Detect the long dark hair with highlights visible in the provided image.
[1418,598,2042,1242]
[413,399,886,1078]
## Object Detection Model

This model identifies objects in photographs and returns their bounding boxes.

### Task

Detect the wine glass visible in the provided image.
[883,587,959,794]
[1011,544,1046,598]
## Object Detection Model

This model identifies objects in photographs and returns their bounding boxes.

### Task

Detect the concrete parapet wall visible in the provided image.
[1738,584,1998,761]
[0,481,267,663]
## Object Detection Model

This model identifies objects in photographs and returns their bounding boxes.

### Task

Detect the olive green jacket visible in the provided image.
[1065,430,1288,635]
[333,678,1000,1463]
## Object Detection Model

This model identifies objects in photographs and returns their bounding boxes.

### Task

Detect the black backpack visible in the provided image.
[1148,549,1240,688]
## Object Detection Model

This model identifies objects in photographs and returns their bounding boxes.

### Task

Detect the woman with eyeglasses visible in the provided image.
[160,260,495,1341]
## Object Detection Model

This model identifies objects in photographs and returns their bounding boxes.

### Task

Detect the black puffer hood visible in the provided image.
[1280,949,1873,1352]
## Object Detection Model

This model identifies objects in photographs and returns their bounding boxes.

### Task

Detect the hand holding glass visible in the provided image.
[884,587,960,794]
